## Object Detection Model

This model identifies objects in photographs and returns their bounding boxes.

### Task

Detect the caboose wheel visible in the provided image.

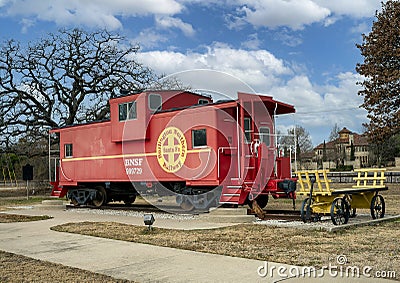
[180,198,195,211]
[70,198,79,206]
[370,194,385,219]
[330,197,349,225]
[254,195,269,209]
[246,194,268,209]
[123,195,136,206]
[92,186,107,207]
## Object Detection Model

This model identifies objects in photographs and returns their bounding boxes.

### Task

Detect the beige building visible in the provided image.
[296,127,370,170]
[315,127,370,169]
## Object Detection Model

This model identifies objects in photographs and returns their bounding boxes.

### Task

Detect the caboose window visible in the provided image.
[119,101,137,121]
[128,101,137,119]
[244,117,251,143]
[65,144,73,158]
[198,99,209,105]
[119,103,127,121]
[259,127,271,147]
[149,93,162,111]
[192,129,207,147]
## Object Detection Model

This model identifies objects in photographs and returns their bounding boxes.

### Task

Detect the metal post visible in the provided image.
[273,103,277,176]
[294,126,297,172]
[48,132,51,182]
[236,106,241,179]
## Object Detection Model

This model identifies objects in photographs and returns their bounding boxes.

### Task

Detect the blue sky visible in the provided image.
[0,0,383,146]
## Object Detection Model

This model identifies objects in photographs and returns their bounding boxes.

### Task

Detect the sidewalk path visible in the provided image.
[0,206,394,282]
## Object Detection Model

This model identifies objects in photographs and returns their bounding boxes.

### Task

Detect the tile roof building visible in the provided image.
[313,127,370,169]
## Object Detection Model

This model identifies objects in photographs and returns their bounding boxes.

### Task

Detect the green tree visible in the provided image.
[356,0,400,142]
[322,140,327,162]
[350,141,355,161]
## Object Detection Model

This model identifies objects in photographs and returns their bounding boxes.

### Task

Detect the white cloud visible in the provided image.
[227,0,381,30]
[350,22,370,35]
[131,29,169,49]
[155,16,195,37]
[241,33,262,50]
[136,43,291,90]
[274,29,303,47]
[270,72,367,144]
[233,0,331,30]
[20,18,35,33]
[314,0,381,19]
[1,0,183,29]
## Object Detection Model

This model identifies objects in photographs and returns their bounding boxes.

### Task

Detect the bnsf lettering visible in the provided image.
[124,158,143,167]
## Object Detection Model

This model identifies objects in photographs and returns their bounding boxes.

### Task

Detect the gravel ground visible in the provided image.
[66,207,199,220]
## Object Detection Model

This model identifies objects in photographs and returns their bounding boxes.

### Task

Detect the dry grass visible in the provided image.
[52,220,400,279]
[0,187,53,212]
[0,213,52,223]
[0,250,134,283]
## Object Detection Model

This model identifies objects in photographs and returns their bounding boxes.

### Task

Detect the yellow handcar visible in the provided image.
[296,169,388,225]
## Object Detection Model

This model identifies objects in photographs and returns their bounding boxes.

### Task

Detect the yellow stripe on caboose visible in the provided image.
[61,147,212,162]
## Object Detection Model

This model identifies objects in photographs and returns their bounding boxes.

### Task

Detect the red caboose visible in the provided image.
[50,90,297,211]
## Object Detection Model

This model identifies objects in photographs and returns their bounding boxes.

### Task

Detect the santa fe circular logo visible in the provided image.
[156,127,187,173]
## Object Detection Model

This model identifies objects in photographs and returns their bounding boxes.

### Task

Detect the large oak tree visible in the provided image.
[0,28,157,150]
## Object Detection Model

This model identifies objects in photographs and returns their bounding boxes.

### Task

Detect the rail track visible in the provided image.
[247,209,301,221]
[65,202,209,214]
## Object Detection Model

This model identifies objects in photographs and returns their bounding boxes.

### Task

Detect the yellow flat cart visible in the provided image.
[296,169,388,225]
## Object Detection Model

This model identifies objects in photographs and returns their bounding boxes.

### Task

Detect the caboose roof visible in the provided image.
[50,91,295,133]
[109,89,211,102]
[155,92,295,115]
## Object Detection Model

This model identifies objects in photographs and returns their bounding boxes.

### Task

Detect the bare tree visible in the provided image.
[278,125,313,159]
[328,123,340,142]
[0,28,157,150]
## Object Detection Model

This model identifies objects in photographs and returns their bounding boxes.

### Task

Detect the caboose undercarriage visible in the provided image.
[57,178,296,211]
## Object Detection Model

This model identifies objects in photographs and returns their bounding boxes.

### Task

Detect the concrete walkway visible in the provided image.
[0,205,395,282]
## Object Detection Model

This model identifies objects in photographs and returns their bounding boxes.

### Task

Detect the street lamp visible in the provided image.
[143,214,155,230]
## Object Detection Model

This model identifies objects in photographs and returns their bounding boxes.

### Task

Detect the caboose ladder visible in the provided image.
[219,184,242,204]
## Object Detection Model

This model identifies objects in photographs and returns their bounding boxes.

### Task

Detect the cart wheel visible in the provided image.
[92,186,107,207]
[330,197,349,225]
[349,208,357,218]
[370,194,385,219]
[342,197,356,218]
[300,197,313,223]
